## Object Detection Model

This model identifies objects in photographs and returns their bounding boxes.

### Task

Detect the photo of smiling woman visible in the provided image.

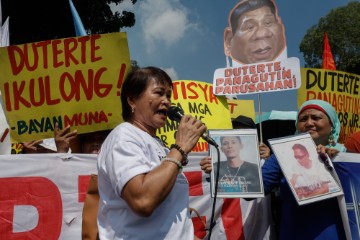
[210,130,263,197]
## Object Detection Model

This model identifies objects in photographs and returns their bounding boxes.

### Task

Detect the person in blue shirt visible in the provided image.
[261,99,346,239]
[201,99,347,239]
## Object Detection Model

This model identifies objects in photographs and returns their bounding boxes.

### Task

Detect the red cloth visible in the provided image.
[345,131,360,153]
[322,32,336,70]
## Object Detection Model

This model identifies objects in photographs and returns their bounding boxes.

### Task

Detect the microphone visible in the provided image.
[167,106,218,147]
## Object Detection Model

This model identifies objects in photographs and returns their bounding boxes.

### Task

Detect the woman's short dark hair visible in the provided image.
[220,136,242,145]
[230,0,277,33]
[120,66,173,121]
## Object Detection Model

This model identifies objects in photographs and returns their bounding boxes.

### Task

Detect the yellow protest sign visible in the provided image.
[0,32,130,142]
[156,80,232,152]
[298,68,360,143]
[227,99,255,122]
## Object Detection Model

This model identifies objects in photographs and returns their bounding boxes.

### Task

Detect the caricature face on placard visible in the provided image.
[224,0,287,65]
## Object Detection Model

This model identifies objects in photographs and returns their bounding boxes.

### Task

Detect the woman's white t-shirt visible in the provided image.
[97,122,193,240]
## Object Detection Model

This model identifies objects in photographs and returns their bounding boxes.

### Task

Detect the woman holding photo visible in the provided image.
[200,99,347,239]
[215,135,261,193]
[261,99,346,239]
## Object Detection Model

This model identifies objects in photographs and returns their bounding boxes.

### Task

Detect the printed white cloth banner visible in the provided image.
[0,152,274,239]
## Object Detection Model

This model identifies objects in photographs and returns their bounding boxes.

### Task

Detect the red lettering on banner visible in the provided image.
[28,76,61,107]
[216,78,224,85]
[59,68,110,102]
[78,175,92,202]
[172,81,219,104]
[185,171,207,238]
[4,81,31,111]
[208,86,218,104]
[0,128,9,142]
[227,102,237,114]
[184,171,203,196]
[4,67,111,111]
[7,35,102,75]
[187,82,200,100]
[117,63,127,96]
[192,142,209,152]
[192,216,207,239]
[52,39,64,68]
[63,110,109,127]
[0,177,62,239]
[221,199,244,240]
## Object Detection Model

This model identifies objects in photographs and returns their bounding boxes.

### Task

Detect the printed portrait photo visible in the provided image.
[268,133,343,205]
[209,129,264,198]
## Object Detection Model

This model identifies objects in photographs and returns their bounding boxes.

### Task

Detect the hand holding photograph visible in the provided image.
[268,133,343,205]
[209,129,264,198]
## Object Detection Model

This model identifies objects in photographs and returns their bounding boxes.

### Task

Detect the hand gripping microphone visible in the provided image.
[167,106,218,147]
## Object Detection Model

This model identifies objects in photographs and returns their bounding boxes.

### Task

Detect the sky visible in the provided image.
[110,0,355,112]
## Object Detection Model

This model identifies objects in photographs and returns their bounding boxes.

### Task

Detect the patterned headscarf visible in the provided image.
[296,99,346,152]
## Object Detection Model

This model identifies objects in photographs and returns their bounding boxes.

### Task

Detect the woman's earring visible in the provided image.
[328,134,336,146]
[131,107,135,113]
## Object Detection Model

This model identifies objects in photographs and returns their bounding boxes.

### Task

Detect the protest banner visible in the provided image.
[227,99,256,122]
[0,154,97,239]
[0,32,131,142]
[156,80,233,152]
[0,152,274,240]
[213,57,301,96]
[298,69,360,143]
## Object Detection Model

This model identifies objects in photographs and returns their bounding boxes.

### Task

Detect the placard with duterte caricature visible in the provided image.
[0,32,130,142]
[298,69,360,143]
[156,80,233,152]
[213,57,301,96]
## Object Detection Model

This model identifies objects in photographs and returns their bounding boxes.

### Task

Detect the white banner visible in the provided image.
[0,152,274,239]
[0,153,97,239]
[213,57,301,96]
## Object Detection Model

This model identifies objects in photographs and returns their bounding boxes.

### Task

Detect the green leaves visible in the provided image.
[299,2,360,74]
[74,0,136,34]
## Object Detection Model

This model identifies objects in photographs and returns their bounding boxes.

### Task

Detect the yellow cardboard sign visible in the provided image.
[156,80,232,152]
[0,32,130,142]
[227,99,255,122]
[298,68,360,143]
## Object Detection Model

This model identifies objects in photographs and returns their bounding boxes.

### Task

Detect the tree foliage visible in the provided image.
[74,0,137,34]
[299,1,360,74]
[2,0,137,45]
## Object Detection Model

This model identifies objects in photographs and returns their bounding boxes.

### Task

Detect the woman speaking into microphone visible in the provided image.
[97,66,206,239]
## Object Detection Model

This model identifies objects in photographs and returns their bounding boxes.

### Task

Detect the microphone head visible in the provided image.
[167,106,184,122]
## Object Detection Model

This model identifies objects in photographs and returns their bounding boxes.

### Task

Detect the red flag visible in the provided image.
[322,32,336,70]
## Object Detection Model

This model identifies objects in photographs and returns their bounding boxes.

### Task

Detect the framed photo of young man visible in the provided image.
[208,129,264,198]
[268,133,343,205]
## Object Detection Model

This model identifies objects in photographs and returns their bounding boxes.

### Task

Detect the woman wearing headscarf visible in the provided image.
[200,99,347,239]
[295,99,346,152]
[261,99,346,239]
